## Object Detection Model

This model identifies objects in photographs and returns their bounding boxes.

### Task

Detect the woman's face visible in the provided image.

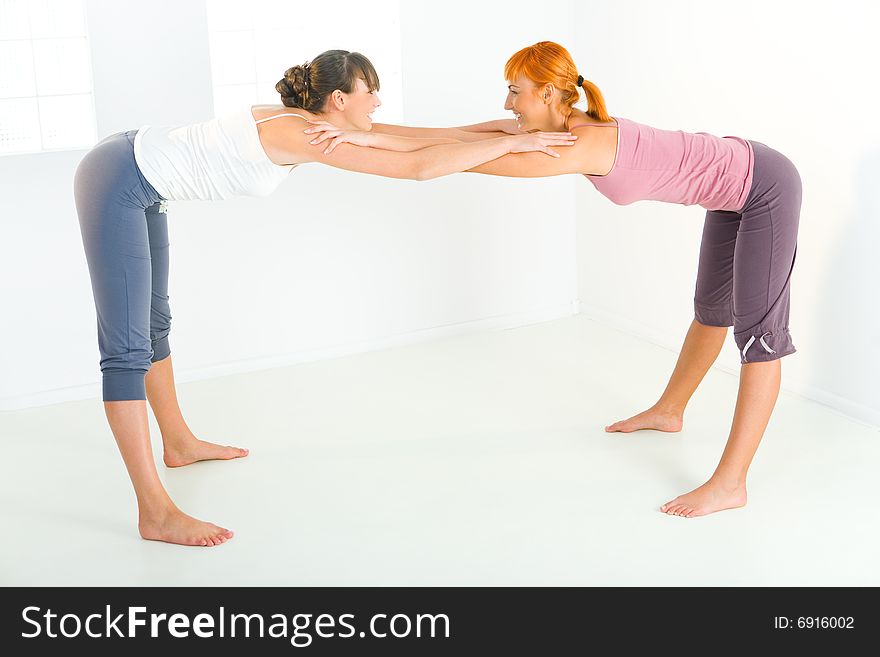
[341,77,382,130]
[503,75,547,132]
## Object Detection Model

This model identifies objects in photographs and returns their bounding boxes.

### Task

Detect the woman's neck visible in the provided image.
[313,109,359,130]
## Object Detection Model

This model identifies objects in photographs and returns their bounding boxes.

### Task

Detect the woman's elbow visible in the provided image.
[411,159,436,181]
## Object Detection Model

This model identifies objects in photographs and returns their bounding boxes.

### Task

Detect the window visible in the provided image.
[206,0,404,122]
[0,0,96,155]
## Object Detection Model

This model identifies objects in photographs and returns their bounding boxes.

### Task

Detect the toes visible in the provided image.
[662,498,707,517]
[212,525,234,541]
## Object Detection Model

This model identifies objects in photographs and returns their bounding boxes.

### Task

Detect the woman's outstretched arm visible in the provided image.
[466,136,596,177]
[456,119,519,134]
[279,123,576,180]
[370,118,518,141]
[303,121,461,153]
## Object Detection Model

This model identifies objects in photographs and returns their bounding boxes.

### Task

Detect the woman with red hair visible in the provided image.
[309,41,802,519]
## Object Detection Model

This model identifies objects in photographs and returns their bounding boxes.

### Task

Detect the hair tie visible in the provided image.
[576,74,584,86]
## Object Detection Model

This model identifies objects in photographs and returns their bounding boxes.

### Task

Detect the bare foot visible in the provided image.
[660,478,747,517]
[605,406,683,433]
[139,506,234,547]
[163,436,249,468]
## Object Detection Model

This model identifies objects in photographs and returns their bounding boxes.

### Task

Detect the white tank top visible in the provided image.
[132,107,304,201]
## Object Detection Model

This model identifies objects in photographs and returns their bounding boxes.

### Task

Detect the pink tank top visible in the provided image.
[573,116,754,213]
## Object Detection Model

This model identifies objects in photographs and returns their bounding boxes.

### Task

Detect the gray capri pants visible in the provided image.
[74,130,170,401]
[694,140,803,364]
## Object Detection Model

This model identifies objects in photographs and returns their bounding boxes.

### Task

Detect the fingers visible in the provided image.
[538,135,577,148]
[541,147,561,158]
[527,133,577,151]
[325,135,344,154]
[306,128,340,140]
[309,130,341,145]
[303,122,338,135]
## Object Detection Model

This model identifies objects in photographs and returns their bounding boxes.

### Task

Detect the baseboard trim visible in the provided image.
[0,300,581,412]
[579,304,880,430]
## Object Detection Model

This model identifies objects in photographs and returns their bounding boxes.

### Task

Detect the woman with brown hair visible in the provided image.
[74,48,576,547]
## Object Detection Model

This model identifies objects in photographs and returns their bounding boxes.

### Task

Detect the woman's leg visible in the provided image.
[75,134,234,545]
[660,359,779,516]
[604,319,728,433]
[606,209,739,434]
[142,204,248,467]
[146,355,249,466]
[105,400,233,546]
[661,141,802,517]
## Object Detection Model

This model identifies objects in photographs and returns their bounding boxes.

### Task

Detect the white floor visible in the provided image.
[2,314,878,586]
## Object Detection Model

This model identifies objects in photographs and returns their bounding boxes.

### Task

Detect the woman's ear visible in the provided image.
[330,89,345,111]
[542,83,555,104]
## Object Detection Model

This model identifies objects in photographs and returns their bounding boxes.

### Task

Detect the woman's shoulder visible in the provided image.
[567,108,619,130]
[250,105,317,122]
[250,105,316,167]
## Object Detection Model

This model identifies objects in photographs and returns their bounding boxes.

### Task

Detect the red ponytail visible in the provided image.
[504,41,611,122]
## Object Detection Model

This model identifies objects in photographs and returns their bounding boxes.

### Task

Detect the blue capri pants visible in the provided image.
[74,130,170,401]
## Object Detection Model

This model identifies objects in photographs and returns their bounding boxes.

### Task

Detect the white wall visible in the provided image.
[572,0,880,426]
[5,0,875,429]
[0,0,579,410]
